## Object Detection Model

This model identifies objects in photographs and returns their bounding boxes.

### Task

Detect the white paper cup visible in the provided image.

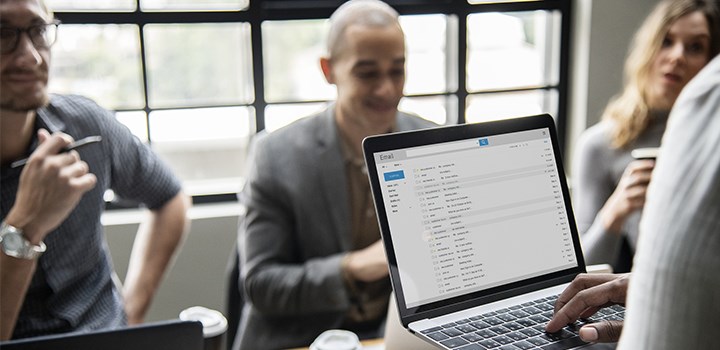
[631,147,659,160]
[179,306,228,350]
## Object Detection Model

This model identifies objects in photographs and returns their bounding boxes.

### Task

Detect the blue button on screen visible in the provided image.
[384,170,405,181]
[479,138,489,146]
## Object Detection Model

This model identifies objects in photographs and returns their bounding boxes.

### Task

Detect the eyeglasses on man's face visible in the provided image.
[0,21,60,55]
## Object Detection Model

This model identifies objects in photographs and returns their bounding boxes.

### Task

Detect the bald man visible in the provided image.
[234,1,435,349]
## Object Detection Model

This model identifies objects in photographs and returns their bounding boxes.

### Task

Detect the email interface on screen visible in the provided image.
[374,128,578,308]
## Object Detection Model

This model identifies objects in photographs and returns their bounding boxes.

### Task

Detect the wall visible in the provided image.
[103,204,242,322]
[568,0,659,161]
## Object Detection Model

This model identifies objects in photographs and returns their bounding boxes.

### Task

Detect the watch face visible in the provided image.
[1,223,43,259]
[3,231,23,252]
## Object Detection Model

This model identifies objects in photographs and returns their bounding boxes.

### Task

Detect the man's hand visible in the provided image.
[344,240,389,282]
[545,273,629,343]
[5,129,97,243]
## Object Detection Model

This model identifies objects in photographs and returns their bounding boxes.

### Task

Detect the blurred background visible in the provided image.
[45,0,658,321]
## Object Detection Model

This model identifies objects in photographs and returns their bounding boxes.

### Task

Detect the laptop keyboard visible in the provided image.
[420,294,625,350]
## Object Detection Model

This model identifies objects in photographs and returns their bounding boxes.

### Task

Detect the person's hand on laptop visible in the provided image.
[545,273,630,343]
[344,240,389,282]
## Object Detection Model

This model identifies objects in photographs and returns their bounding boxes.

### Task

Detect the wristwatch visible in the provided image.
[0,221,46,260]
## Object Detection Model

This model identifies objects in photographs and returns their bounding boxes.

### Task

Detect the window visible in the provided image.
[47,0,571,204]
[50,24,144,110]
[466,10,561,123]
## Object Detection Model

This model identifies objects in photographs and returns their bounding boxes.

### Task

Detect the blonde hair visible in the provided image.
[604,0,720,149]
[326,0,401,59]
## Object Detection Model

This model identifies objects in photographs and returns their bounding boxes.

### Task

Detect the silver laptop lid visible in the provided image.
[363,114,585,327]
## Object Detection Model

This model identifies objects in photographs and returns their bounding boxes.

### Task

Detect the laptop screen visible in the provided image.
[365,115,582,312]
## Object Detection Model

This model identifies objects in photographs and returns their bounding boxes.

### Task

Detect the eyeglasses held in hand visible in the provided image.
[0,21,60,55]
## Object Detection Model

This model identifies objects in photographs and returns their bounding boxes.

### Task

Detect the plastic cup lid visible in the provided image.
[309,329,360,350]
[179,306,228,338]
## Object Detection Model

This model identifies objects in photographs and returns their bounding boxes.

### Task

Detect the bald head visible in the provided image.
[326,0,402,59]
[1,0,54,20]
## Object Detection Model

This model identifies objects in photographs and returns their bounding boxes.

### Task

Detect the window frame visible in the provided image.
[52,0,572,206]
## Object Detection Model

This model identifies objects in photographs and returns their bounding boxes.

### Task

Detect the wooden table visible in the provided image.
[288,337,383,350]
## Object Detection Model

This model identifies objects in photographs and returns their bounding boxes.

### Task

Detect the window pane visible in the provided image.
[264,103,328,132]
[141,0,248,11]
[115,111,148,142]
[144,23,253,108]
[149,107,254,195]
[399,95,455,125]
[465,89,557,123]
[262,20,334,103]
[467,10,560,91]
[49,24,144,110]
[45,0,135,11]
[149,107,252,142]
[401,14,448,95]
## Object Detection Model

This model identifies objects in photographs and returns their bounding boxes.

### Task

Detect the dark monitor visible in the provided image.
[0,319,204,350]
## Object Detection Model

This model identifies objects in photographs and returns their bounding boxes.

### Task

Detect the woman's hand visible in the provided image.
[599,159,655,233]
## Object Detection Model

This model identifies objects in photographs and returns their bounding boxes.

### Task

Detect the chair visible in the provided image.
[225,247,243,350]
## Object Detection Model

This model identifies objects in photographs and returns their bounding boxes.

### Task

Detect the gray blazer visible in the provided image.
[234,106,436,350]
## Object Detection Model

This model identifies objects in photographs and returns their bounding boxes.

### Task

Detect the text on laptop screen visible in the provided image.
[373,128,578,308]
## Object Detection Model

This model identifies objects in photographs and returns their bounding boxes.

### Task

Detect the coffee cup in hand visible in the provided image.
[631,147,659,160]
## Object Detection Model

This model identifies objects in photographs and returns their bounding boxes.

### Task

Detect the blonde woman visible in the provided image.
[574,0,720,272]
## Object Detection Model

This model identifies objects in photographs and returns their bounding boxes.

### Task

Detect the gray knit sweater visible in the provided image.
[572,110,669,269]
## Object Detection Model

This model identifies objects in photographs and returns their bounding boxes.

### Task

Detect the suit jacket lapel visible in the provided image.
[395,111,416,132]
[314,106,351,251]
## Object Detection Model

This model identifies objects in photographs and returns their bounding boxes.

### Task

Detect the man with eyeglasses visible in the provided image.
[1,0,190,341]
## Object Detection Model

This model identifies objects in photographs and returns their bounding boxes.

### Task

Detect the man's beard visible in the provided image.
[0,92,49,112]
[0,65,51,113]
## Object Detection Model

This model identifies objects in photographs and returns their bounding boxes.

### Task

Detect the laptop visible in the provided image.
[363,114,624,350]
[0,319,204,350]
